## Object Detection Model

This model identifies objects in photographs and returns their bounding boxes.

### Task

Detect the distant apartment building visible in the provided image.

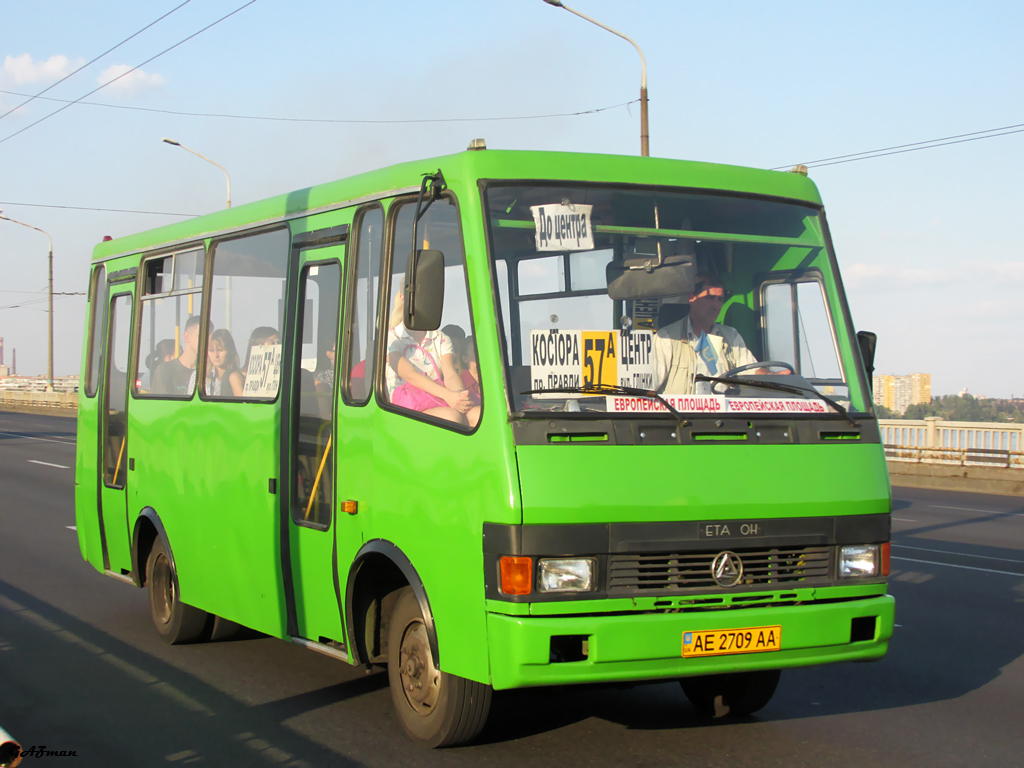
[873,373,931,414]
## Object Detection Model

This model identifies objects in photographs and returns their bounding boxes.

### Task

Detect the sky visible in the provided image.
[1,0,1022,397]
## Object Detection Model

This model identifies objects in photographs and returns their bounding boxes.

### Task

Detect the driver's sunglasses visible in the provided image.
[691,284,730,301]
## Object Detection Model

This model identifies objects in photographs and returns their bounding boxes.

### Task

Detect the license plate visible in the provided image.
[682,625,782,657]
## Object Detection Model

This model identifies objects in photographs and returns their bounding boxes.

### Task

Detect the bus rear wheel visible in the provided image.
[680,669,781,718]
[147,537,208,644]
[386,587,492,747]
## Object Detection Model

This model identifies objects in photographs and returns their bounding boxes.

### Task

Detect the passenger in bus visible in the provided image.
[152,316,202,397]
[350,297,401,401]
[314,342,336,391]
[442,324,467,369]
[386,292,479,426]
[307,341,335,417]
[243,326,280,378]
[206,328,244,397]
[145,338,176,372]
[651,274,759,394]
[459,335,481,407]
[140,338,176,392]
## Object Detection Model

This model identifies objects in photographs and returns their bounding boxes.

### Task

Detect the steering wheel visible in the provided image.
[723,361,795,377]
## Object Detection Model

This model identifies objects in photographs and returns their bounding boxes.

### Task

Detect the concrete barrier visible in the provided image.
[887,460,1024,497]
[0,391,78,417]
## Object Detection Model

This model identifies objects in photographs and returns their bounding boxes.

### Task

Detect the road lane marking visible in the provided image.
[908,504,1024,518]
[892,517,917,522]
[66,526,77,531]
[930,505,1022,516]
[0,430,75,445]
[28,459,70,469]
[893,544,1024,564]
[892,556,1023,577]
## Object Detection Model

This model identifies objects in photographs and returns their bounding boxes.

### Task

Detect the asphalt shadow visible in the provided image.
[0,579,368,768]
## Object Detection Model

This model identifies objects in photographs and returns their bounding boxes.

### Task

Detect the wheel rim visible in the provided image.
[150,553,175,625]
[398,618,440,715]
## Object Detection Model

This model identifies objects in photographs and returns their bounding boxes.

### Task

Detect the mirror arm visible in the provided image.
[409,170,447,320]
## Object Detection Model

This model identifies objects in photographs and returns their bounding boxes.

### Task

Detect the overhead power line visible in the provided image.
[0,89,638,125]
[775,122,1024,169]
[0,200,197,216]
[3,118,1020,219]
[0,294,81,311]
[0,0,193,123]
[0,0,257,146]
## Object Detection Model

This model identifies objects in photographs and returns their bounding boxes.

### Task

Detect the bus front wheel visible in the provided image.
[679,669,781,718]
[147,537,209,644]
[386,587,492,747]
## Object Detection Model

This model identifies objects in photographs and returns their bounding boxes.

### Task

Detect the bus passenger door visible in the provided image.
[284,240,346,646]
[98,288,134,575]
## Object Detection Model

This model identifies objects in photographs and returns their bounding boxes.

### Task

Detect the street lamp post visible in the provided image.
[161,138,232,208]
[542,0,649,156]
[0,210,54,389]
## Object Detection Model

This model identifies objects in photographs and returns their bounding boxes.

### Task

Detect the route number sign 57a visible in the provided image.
[530,329,656,396]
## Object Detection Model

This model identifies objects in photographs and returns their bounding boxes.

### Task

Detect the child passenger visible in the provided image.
[460,335,481,407]
[386,291,480,427]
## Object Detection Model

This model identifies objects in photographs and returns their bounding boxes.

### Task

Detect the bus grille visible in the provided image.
[607,546,832,594]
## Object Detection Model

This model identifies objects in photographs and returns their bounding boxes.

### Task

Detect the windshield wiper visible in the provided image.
[520,383,690,427]
[694,374,859,427]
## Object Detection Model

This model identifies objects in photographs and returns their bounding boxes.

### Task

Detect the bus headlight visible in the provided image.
[538,558,595,593]
[839,544,883,578]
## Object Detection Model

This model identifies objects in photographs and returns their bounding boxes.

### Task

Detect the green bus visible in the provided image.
[76,143,894,747]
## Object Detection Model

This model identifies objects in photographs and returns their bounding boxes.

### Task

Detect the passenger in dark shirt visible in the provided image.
[152,316,202,396]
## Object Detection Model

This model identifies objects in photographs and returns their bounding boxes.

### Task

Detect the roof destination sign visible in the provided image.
[531,203,594,252]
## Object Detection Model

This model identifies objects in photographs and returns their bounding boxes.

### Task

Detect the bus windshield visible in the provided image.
[484,183,864,418]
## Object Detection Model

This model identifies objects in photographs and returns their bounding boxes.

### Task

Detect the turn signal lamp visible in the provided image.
[500,556,533,595]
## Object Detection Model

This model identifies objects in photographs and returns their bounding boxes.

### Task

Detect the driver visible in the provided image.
[651,274,759,394]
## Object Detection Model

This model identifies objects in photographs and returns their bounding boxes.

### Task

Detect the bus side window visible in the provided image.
[344,206,383,405]
[207,229,289,401]
[135,249,205,398]
[84,264,106,398]
[763,279,843,381]
[383,196,480,429]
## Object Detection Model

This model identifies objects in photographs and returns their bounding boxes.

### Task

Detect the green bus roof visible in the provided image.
[92,149,824,261]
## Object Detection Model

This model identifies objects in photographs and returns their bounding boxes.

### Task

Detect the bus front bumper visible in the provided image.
[485,594,895,690]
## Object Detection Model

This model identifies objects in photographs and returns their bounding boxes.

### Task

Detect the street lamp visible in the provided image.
[161,137,232,208]
[542,0,649,156]
[0,210,54,390]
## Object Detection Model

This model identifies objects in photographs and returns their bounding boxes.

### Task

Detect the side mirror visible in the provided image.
[856,330,877,391]
[403,250,445,330]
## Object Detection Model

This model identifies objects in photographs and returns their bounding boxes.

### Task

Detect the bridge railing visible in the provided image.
[879,417,1024,470]
[0,390,78,411]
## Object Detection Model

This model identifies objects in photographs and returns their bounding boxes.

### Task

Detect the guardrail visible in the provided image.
[0,390,78,410]
[879,417,1024,470]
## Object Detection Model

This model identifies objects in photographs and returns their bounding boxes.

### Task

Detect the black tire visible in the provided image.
[208,615,242,642]
[386,587,492,747]
[680,669,781,718]
[147,536,209,644]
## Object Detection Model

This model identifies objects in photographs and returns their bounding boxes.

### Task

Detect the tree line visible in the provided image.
[875,394,1024,423]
